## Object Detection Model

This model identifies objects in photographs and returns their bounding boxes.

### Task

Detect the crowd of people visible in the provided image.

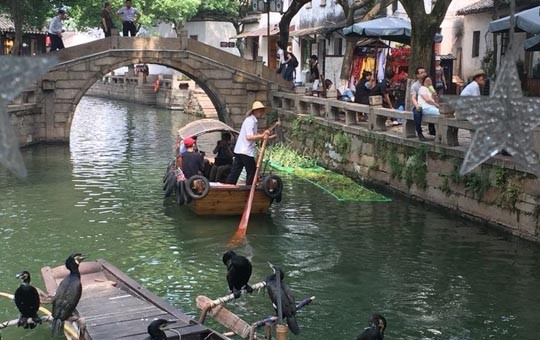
[48,0,141,52]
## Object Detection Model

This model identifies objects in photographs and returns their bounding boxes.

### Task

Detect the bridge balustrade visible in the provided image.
[270,92,540,153]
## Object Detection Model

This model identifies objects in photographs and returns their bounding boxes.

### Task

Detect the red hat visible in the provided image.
[183,137,195,147]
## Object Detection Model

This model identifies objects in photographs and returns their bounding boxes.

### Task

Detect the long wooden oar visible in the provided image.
[232,119,279,242]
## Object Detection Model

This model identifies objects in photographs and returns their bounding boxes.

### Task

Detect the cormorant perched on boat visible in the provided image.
[146,319,177,340]
[222,250,253,299]
[52,253,85,338]
[357,314,387,340]
[14,271,42,329]
[265,265,300,335]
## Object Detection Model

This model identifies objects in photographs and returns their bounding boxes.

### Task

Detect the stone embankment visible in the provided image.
[272,91,540,243]
[86,75,217,118]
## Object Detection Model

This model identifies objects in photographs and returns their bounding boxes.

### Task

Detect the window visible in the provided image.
[189,35,198,41]
[333,38,343,56]
[472,31,480,58]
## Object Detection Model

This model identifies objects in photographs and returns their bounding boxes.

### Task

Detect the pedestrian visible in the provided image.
[282,50,297,88]
[354,71,375,105]
[460,69,486,97]
[225,101,277,185]
[275,42,286,75]
[48,9,66,51]
[371,70,395,110]
[116,0,140,37]
[434,56,447,96]
[101,2,115,37]
[410,66,435,141]
[309,55,322,91]
[142,63,149,83]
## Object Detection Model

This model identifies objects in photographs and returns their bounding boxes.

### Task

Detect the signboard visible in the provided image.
[220,42,236,48]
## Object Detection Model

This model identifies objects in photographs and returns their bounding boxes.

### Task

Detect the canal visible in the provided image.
[1,96,540,339]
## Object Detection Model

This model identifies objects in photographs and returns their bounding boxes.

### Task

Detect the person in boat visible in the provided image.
[179,137,203,179]
[210,132,234,182]
[225,101,276,185]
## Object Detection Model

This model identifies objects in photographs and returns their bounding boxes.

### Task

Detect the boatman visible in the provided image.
[116,0,140,37]
[225,101,277,186]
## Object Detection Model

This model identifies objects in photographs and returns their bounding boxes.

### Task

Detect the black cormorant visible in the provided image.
[14,271,42,329]
[265,265,300,335]
[356,314,386,340]
[222,250,253,299]
[52,253,85,338]
[146,319,177,340]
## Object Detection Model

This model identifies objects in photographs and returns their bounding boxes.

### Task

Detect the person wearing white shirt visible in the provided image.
[116,0,140,37]
[225,101,276,185]
[418,76,440,116]
[461,69,486,96]
[48,9,66,51]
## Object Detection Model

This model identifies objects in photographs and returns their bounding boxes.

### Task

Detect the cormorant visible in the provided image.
[146,319,177,340]
[265,265,300,335]
[14,271,42,329]
[222,250,253,299]
[52,253,85,338]
[356,314,387,340]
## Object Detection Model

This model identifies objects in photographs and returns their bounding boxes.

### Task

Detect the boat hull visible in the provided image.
[188,183,272,216]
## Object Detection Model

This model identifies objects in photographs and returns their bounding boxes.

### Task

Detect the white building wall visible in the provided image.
[461,13,492,81]
[184,21,241,56]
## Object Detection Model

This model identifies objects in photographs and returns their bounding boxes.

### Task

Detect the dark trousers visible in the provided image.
[103,29,111,37]
[122,21,137,36]
[48,34,64,51]
[225,154,256,185]
[413,108,436,137]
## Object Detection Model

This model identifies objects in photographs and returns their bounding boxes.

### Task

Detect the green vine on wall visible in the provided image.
[333,132,351,156]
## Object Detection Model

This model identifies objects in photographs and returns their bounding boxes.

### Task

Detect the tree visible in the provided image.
[399,0,453,77]
[196,0,251,56]
[336,0,396,82]
[278,0,312,50]
[0,0,58,55]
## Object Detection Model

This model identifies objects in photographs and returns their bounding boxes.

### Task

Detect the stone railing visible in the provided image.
[270,92,539,150]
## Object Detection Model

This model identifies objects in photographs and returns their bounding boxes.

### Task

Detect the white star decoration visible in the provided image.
[448,52,540,176]
[0,56,55,177]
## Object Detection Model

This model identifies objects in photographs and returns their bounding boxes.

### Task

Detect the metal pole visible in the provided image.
[276,267,283,324]
[267,0,271,68]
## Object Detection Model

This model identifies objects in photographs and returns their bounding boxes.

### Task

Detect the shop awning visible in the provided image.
[525,35,540,51]
[343,17,411,44]
[489,6,540,34]
[356,38,390,48]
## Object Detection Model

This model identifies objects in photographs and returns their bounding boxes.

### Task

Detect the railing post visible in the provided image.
[180,30,189,49]
[345,110,356,125]
[437,117,459,146]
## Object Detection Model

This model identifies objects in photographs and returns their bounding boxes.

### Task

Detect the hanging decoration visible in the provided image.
[0,56,56,177]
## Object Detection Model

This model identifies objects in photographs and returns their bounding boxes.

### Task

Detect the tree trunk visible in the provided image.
[278,0,311,49]
[10,0,22,55]
[408,18,439,79]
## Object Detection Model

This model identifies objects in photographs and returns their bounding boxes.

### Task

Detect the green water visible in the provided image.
[1,96,540,339]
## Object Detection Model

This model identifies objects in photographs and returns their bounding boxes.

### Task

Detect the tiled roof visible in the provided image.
[0,15,46,34]
[456,0,494,16]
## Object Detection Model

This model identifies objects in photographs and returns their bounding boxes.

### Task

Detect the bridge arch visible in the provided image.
[38,35,287,142]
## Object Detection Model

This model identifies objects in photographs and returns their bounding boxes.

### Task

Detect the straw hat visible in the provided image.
[472,69,486,79]
[246,101,272,116]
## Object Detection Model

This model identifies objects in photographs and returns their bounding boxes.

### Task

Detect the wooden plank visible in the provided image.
[89,320,209,340]
[196,296,252,338]
[189,189,271,215]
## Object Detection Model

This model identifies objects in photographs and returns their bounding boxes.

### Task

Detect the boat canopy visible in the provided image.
[178,119,239,139]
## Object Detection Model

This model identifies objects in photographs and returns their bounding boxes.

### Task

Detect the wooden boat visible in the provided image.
[163,119,282,216]
[41,259,231,340]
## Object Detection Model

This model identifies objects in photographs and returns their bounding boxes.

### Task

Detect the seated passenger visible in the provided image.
[213,132,234,166]
[418,76,440,116]
[181,137,203,179]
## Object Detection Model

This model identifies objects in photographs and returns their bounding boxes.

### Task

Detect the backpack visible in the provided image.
[290,53,299,68]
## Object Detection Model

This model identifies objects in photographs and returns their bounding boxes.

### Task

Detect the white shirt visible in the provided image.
[461,81,480,96]
[418,86,437,110]
[48,16,63,35]
[117,6,139,22]
[234,115,258,157]
[277,48,285,64]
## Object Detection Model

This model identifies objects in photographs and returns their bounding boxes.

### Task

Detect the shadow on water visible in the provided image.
[1,97,540,339]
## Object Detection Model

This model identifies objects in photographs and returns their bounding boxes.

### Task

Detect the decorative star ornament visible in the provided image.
[447,51,540,177]
[0,56,56,177]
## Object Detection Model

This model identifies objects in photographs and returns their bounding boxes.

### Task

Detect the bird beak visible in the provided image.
[267,262,275,272]
[15,273,23,279]
[161,320,177,329]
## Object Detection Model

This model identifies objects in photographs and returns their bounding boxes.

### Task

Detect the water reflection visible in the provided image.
[0,97,540,339]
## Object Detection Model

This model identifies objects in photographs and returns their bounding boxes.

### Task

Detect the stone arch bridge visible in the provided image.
[17,33,289,143]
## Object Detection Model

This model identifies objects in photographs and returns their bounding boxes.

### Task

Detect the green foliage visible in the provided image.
[387,147,403,180]
[403,146,428,189]
[464,170,491,200]
[495,167,508,187]
[497,178,522,210]
[441,176,451,196]
[266,143,318,169]
[294,169,389,202]
[333,132,351,156]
